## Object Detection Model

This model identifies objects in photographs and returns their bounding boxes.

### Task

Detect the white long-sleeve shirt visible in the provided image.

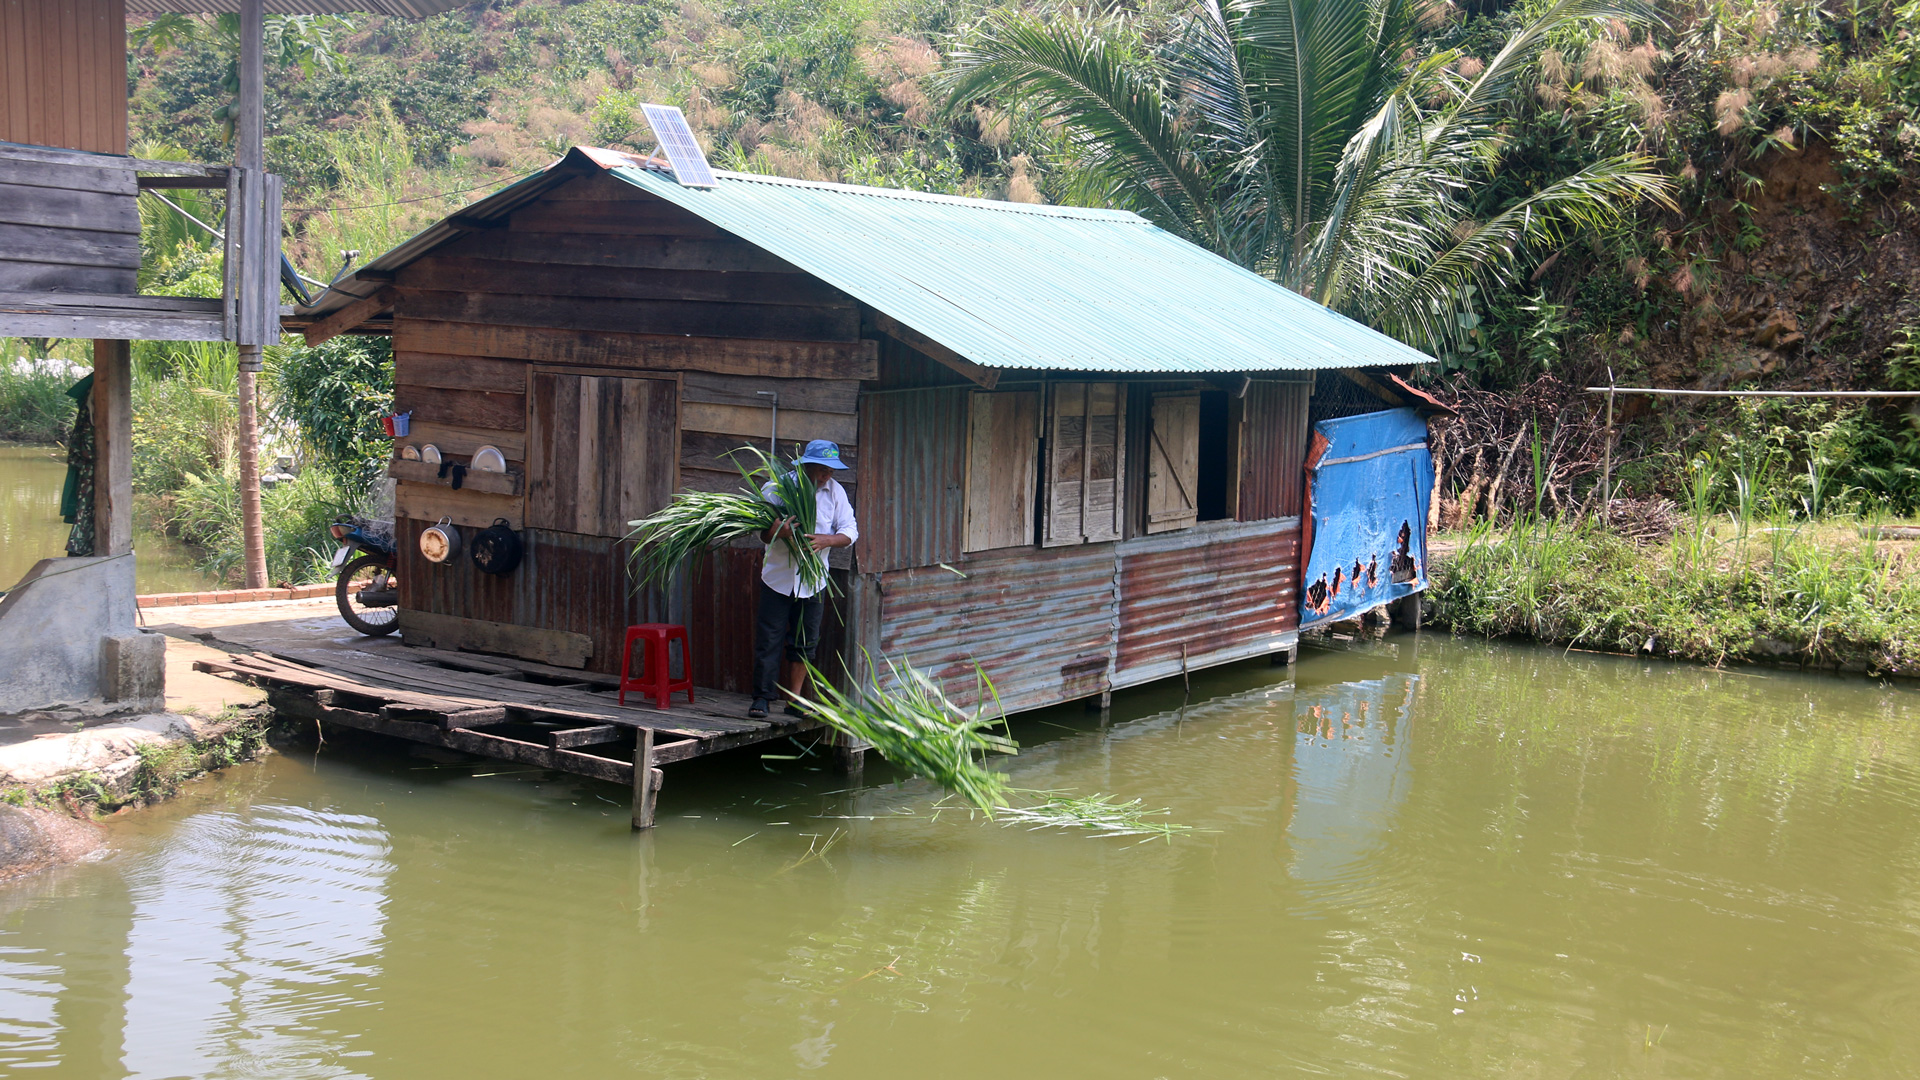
[760,476,858,598]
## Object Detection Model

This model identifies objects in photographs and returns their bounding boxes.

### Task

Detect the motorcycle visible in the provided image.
[328,517,399,636]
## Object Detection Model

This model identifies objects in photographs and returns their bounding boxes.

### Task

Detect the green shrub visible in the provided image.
[266,334,394,487]
[168,467,364,585]
[0,361,80,445]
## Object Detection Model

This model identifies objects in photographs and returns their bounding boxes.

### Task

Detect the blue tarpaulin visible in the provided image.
[1299,408,1433,628]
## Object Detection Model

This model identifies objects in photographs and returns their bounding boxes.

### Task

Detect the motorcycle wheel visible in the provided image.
[337,553,400,637]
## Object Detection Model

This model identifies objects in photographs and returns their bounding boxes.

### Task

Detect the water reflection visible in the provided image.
[1288,671,1416,898]
[1,638,1919,1077]
[0,804,390,1077]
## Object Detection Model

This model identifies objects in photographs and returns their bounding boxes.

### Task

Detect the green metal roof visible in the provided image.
[608,164,1435,373]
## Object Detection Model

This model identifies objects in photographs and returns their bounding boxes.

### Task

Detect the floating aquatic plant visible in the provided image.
[625,445,834,596]
[798,655,1188,840]
[995,792,1189,842]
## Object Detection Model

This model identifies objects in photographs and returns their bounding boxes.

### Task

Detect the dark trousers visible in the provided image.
[754,582,825,700]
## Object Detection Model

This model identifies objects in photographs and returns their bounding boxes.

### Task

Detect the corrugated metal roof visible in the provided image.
[609,165,1433,372]
[295,146,1435,372]
[128,0,465,14]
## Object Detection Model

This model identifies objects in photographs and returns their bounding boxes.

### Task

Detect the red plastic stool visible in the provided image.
[618,624,695,709]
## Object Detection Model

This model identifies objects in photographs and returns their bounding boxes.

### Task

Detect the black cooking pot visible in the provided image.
[470,518,523,575]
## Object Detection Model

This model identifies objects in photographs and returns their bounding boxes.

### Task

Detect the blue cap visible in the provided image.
[795,439,849,470]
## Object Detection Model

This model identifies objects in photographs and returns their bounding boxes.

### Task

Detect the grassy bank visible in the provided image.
[1430,516,1920,676]
[1,706,274,817]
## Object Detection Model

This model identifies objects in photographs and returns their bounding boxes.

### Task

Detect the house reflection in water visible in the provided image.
[0,805,391,1077]
[1286,670,1418,896]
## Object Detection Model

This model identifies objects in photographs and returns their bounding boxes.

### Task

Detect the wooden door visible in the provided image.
[1146,393,1200,533]
[527,372,678,537]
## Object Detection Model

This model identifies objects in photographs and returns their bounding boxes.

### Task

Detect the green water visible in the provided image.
[3,637,1918,1077]
[0,443,221,594]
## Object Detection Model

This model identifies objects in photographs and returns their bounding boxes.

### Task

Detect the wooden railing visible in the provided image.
[0,142,282,344]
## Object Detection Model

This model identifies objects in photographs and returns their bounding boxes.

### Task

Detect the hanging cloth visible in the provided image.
[60,373,95,557]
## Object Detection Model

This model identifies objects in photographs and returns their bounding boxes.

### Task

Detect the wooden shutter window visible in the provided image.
[527,372,678,537]
[1042,382,1126,547]
[964,391,1040,552]
[1147,393,1200,533]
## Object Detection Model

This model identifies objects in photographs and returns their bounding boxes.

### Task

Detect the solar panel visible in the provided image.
[641,103,716,189]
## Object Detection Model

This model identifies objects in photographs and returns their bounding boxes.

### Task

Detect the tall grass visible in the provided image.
[0,358,82,445]
[1433,510,1920,674]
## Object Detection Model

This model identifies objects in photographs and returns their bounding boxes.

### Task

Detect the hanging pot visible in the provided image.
[420,517,462,564]
[470,518,523,576]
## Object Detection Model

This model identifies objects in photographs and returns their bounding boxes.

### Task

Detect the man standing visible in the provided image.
[750,439,857,719]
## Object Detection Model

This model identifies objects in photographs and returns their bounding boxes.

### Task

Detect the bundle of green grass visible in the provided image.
[625,446,834,596]
[799,655,1188,841]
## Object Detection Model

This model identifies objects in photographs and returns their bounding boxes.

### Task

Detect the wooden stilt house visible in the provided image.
[289,146,1434,715]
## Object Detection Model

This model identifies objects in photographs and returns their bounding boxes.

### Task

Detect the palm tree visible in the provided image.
[941,0,1675,354]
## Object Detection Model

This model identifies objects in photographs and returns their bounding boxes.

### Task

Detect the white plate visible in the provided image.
[419,444,442,465]
[471,445,507,473]
[400,444,421,461]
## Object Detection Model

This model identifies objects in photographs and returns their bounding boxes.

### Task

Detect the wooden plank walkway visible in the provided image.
[193,642,823,828]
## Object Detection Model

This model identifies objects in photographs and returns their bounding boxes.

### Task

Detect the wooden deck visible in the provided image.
[193,641,825,827]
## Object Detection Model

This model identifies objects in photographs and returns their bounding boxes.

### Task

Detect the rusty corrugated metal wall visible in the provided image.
[1114,519,1300,688]
[874,518,1301,714]
[1238,380,1312,521]
[877,543,1120,715]
[857,384,968,574]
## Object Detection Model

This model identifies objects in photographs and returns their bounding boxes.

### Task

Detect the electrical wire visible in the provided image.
[281,164,545,214]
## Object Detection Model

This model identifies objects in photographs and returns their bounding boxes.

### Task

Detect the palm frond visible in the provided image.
[940,13,1218,243]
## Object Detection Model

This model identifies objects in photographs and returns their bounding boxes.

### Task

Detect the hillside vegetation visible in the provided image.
[2,0,1915,587]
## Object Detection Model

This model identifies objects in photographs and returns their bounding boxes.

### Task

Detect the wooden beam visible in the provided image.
[386,457,523,496]
[393,320,879,381]
[394,289,861,344]
[302,286,395,346]
[1338,367,1405,407]
[869,311,1001,389]
[91,340,132,557]
[271,691,635,785]
[397,609,592,668]
[549,724,621,748]
[681,401,858,446]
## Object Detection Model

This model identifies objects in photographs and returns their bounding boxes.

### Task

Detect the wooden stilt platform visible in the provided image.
[193,643,820,828]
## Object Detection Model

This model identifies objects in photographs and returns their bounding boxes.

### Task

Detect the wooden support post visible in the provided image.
[230,0,270,588]
[831,732,866,780]
[1600,367,1616,524]
[90,340,133,557]
[237,355,268,587]
[631,728,658,829]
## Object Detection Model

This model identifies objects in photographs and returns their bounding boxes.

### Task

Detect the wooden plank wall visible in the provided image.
[386,170,878,688]
[0,0,127,154]
[0,146,138,294]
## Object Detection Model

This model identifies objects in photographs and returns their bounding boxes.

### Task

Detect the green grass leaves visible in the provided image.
[797,654,1190,841]
[625,445,834,596]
